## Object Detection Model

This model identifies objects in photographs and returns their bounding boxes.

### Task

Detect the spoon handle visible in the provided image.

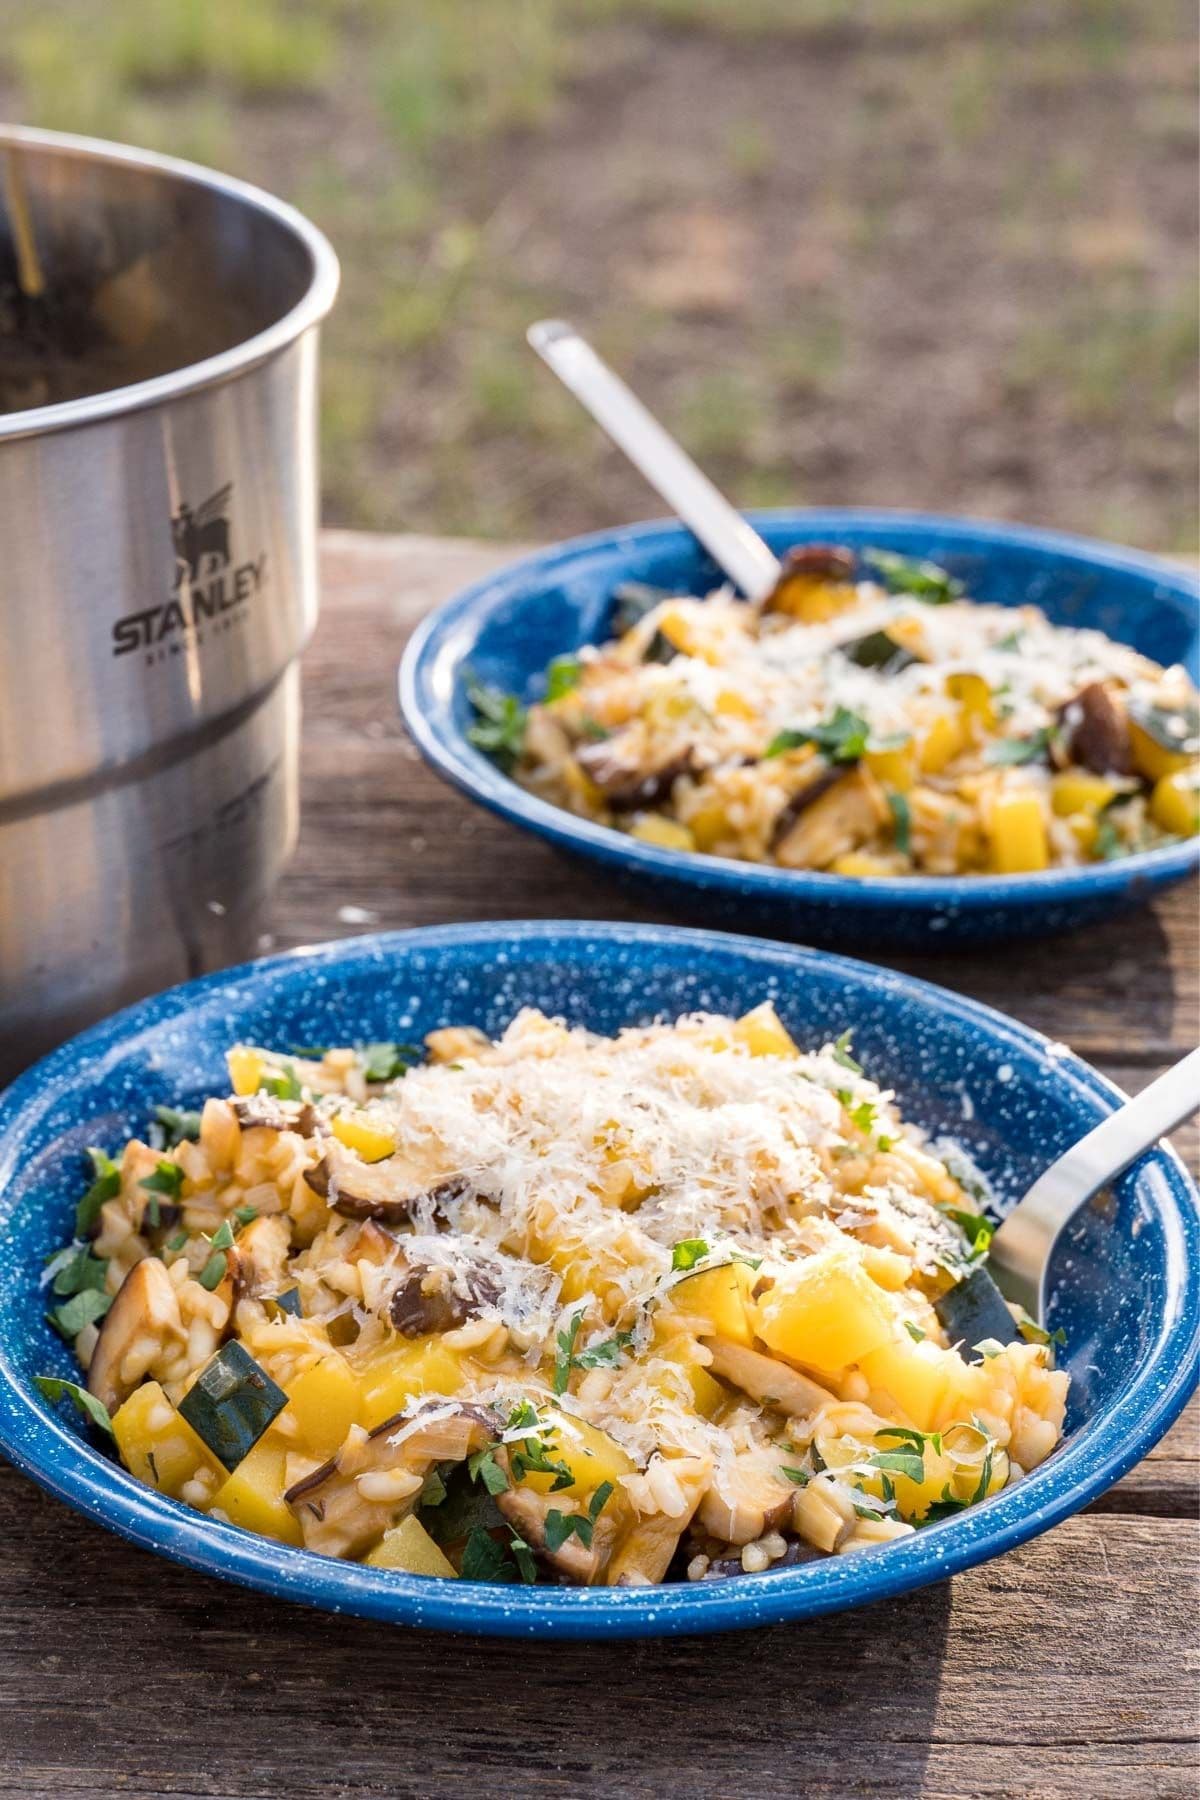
[527,320,782,602]
[989,1046,1200,1307]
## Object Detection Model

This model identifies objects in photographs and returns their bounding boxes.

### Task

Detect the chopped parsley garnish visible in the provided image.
[76,1149,120,1237]
[545,654,583,701]
[543,1482,613,1553]
[165,1230,188,1254]
[361,1042,421,1083]
[574,1330,634,1371]
[260,1064,302,1101]
[233,1204,259,1229]
[210,1220,236,1252]
[903,1320,927,1342]
[865,548,963,604]
[467,1447,511,1495]
[831,1029,863,1076]
[781,1464,811,1487]
[140,1160,184,1201]
[887,790,911,855]
[766,705,873,765]
[420,1467,448,1509]
[1017,1316,1067,1349]
[837,1089,877,1135]
[671,1238,709,1273]
[1093,813,1127,861]
[153,1104,202,1147]
[972,1338,1006,1358]
[465,674,528,770]
[986,726,1056,766]
[939,1205,996,1260]
[34,1375,114,1438]
[508,1533,539,1584]
[553,1312,583,1395]
[458,1526,513,1582]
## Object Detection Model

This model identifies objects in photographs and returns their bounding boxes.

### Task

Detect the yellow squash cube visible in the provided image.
[357,1336,467,1429]
[330,1113,397,1163]
[859,1335,957,1432]
[1130,718,1194,782]
[918,709,967,775]
[864,740,915,792]
[112,1380,225,1500]
[521,1408,636,1500]
[754,1247,893,1374]
[226,1046,263,1097]
[629,814,695,852]
[1150,768,1200,837]
[365,1515,458,1577]
[1051,772,1117,818]
[212,1438,303,1545]
[987,790,1049,874]
[733,1002,798,1059]
[667,1261,755,1347]
[284,1353,363,1460]
[946,672,996,731]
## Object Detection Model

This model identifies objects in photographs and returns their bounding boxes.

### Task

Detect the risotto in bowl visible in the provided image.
[0,922,1195,1637]
[400,511,1200,945]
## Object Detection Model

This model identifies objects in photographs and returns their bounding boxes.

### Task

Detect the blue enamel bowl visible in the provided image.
[399,510,1200,947]
[0,921,1195,1638]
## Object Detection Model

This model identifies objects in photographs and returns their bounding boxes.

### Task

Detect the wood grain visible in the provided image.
[0,530,1195,1800]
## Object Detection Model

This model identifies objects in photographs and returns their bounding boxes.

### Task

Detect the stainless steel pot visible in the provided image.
[0,126,338,1080]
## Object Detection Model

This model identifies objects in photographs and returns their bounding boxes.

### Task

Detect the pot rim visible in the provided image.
[0,124,340,443]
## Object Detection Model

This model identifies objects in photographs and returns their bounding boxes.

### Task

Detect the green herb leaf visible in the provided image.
[972,1338,1006,1358]
[831,1029,863,1075]
[868,1446,926,1484]
[140,1160,184,1200]
[589,1480,614,1521]
[887,790,911,855]
[574,1330,634,1371]
[851,1496,887,1521]
[34,1375,114,1438]
[460,1526,516,1583]
[781,1464,811,1486]
[805,705,874,765]
[361,1042,421,1083]
[209,1220,236,1252]
[671,1239,709,1273]
[198,1250,228,1291]
[903,1320,926,1342]
[154,1104,202,1147]
[76,1149,120,1237]
[165,1230,188,1254]
[48,1287,112,1339]
[509,1532,539,1583]
[1017,1316,1067,1349]
[545,654,584,701]
[467,1447,511,1495]
[506,1399,539,1432]
[465,675,528,770]
[260,1065,302,1101]
[837,1090,877,1135]
[986,727,1055,766]
[763,727,810,759]
[51,1244,109,1298]
[233,1204,259,1229]
[419,1467,448,1509]
[939,1205,996,1260]
[1093,814,1127,861]
[553,1312,583,1395]
[865,548,963,604]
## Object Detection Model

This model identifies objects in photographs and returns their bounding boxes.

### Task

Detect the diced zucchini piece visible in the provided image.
[112,1379,224,1498]
[934,1266,1020,1363]
[178,1341,288,1471]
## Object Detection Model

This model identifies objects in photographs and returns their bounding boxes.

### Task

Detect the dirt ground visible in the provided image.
[3,0,1197,549]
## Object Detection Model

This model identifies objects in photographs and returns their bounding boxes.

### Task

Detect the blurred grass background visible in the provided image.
[2,0,1196,547]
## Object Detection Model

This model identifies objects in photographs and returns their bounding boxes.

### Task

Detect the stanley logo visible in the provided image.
[111,481,267,659]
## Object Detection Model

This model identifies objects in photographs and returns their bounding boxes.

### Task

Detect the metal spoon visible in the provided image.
[527,319,782,601]
[985,1046,1200,1324]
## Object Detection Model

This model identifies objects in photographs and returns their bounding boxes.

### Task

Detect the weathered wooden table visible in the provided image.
[2,532,1196,1800]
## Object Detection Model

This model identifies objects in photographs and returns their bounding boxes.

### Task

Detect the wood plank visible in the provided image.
[0,1459,1193,1800]
[257,532,1199,1066]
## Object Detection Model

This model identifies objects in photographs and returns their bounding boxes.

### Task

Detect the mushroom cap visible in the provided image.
[87,1257,185,1414]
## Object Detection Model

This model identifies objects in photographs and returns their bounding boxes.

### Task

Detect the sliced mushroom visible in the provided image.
[87,1257,186,1413]
[697,1447,795,1546]
[303,1139,469,1226]
[1060,681,1131,775]
[388,1259,501,1337]
[608,1454,712,1587]
[491,1469,624,1587]
[285,1401,497,1559]
[702,1338,835,1418]
[575,740,694,812]
[229,1215,292,1306]
[762,544,857,615]
[231,1095,318,1135]
[772,767,886,869]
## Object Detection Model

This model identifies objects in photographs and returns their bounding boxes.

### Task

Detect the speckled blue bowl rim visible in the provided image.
[0,921,1196,1640]
[398,509,1200,922]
